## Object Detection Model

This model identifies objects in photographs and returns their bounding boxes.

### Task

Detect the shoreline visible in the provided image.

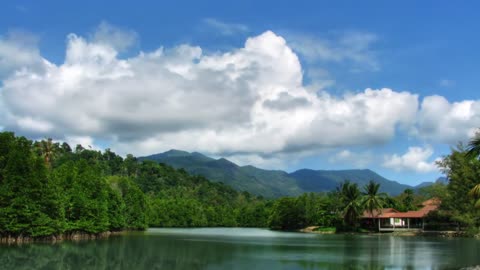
[0,230,130,245]
[2,227,478,244]
[299,226,480,238]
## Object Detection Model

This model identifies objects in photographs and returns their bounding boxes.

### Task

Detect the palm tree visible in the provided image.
[466,131,480,159]
[339,181,362,228]
[401,188,415,211]
[362,180,385,229]
[469,183,480,208]
[466,131,480,208]
[39,138,56,168]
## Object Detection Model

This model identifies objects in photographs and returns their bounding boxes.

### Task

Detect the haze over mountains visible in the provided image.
[139,150,437,197]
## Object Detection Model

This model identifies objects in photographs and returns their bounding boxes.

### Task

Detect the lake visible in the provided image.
[1,228,479,269]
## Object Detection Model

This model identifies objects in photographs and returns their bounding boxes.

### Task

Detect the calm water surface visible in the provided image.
[1,228,479,269]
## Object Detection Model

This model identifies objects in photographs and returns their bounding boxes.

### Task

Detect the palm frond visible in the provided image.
[468,183,480,198]
[466,132,480,159]
[475,199,480,209]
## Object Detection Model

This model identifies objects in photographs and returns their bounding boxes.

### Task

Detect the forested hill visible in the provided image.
[0,132,269,239]
[139,150,413,197]
[139,150,302,197]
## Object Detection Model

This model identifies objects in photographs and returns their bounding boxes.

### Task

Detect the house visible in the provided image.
[361,198,440,232]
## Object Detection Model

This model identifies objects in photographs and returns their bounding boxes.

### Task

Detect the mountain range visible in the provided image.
[139,150,436,198]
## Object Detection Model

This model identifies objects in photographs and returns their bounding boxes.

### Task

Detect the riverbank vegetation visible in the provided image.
[1,131,479,240]
[0,132,269,240]
[431,135,480,232]
[271,133,480,233]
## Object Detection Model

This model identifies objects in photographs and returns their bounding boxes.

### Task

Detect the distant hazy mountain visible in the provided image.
[290,169,411,195]
[140,150,415,197]
[413,177,449,190]
[414,181,435,189]
[435,176,448,185]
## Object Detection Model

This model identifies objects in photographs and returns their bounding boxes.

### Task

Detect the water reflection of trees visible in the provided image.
[0,234,479,270]
[0,234,291,270]
[0,235,237,270]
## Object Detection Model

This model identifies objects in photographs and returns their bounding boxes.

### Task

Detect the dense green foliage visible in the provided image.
[268,193,341,230]
[467,132,480,209]
[0,132,150,237]
[0,132,269,238]
[436,144,480,228]
[136,161,269,228]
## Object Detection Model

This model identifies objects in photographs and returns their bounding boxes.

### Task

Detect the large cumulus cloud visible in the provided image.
[414,95,480,144]
[0,25,479,166]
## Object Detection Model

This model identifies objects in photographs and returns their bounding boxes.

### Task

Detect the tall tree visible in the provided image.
[35,138,58,168]
[438,143,480,227]
[339,181,362,228]
[466,131,480,209]
[362,180,385,229]
[396,188,417,211]
[466,131,480,159]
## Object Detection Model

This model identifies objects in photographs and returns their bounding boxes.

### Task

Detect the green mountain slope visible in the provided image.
[139,150,413,197]
[139,150,302,197]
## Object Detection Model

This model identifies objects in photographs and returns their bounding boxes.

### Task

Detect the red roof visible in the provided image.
[362,208,398,218]
[361,199,440,219]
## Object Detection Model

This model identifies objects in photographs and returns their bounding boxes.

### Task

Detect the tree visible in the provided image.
[66,160,110,233]
[339,181,362,228]
[466,131,480,209]
[35,138,59,168]
[123,154,138,177]
[268,197,306,230]
[0,134,64,237]
[361,180,385,229]
[395,188,418,212]
[466,131,480,159]
[437,143,480,228]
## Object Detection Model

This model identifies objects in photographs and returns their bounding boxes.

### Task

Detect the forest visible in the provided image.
[0,131,479,239]
[0,132,268,238]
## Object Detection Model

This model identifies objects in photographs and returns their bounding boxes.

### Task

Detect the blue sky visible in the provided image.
[1,1,479,185]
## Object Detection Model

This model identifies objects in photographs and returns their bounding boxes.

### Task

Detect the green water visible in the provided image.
[1,228,479,269]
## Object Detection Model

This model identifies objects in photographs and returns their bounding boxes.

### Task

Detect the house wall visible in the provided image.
[390,218,405,226]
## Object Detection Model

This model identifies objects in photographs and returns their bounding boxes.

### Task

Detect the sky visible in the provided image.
[1,0,479,185]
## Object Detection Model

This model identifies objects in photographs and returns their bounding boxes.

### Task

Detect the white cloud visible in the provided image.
[91,21,138,52]
[203,18,249,36]
[0,25,478,169]
[383,146,439,173]
[286,88,419,150]
[0,30,47,79]
[415,95,480,144]
[329,150,373,168]
[226,154,291,170]
[286,31,379,71]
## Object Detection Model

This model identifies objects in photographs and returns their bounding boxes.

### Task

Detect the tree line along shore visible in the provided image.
[0,131,479,243]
